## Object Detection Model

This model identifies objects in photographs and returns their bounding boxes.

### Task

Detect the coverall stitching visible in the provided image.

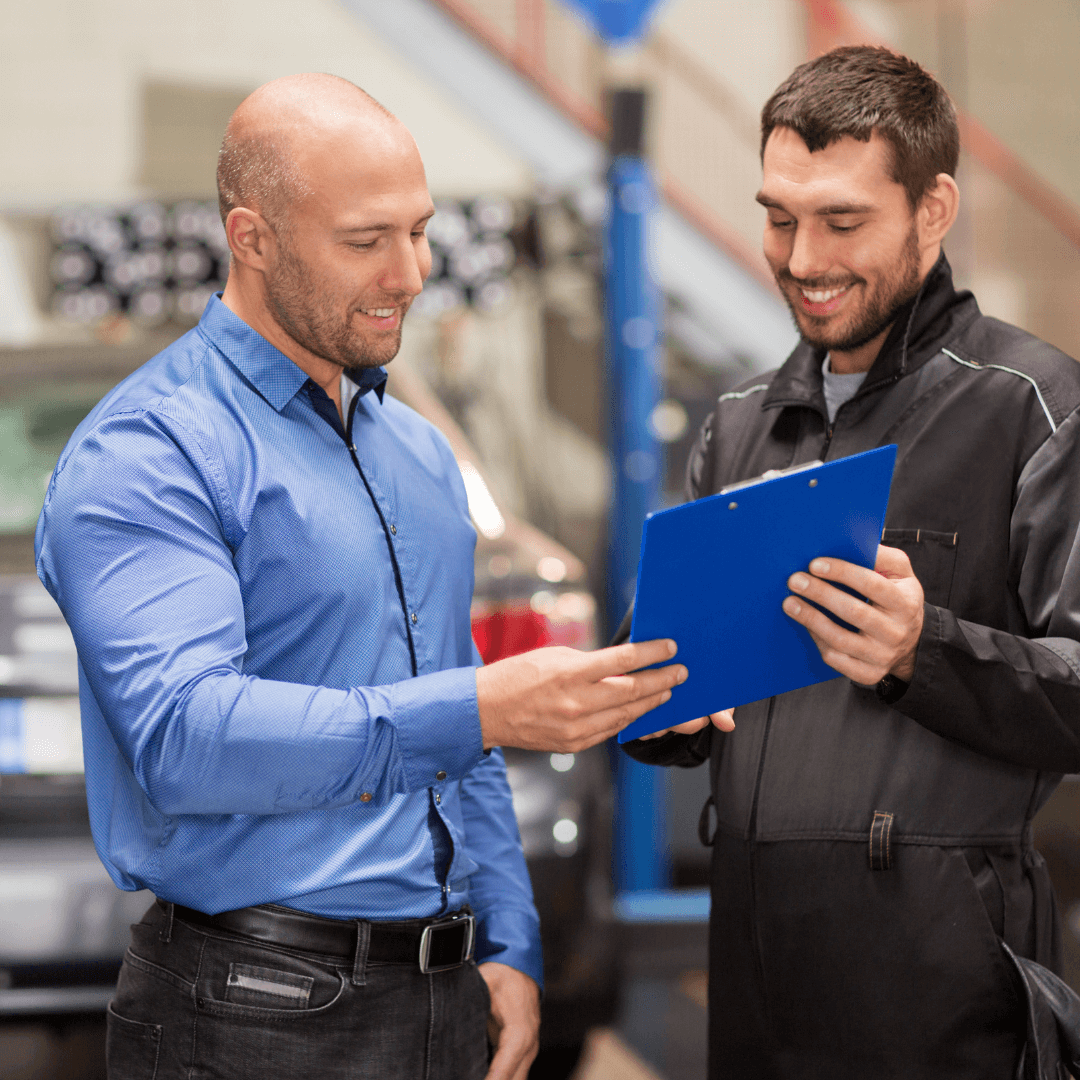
[941,348,1057,433]
[1038,638,1080,682]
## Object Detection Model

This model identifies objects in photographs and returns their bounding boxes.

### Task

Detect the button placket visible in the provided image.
[345,447,417,677]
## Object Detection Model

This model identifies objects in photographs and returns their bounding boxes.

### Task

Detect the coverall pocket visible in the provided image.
[881,528,958,608]
[947,847,1024,1011]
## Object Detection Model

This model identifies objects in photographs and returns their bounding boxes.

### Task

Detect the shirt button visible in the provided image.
[411,612,418,624]
[435,793,442,805]
[436,770,447,781]
[390,524,397,535]
[360,792,372,803]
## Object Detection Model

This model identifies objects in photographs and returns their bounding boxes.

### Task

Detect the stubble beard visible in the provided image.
[264,235,406,371]
[778,223,922,354]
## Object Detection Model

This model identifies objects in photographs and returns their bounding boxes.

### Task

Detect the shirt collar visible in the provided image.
[197,294,387,411]
[343,365,388,403]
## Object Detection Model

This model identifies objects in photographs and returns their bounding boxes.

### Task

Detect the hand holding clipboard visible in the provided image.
[622,445,915,742]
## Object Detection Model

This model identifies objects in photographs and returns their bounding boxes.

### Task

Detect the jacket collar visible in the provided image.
[197,293,387,412]
[762,252,980,412]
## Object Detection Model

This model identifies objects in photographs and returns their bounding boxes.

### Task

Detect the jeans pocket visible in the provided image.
[106,1002,162,1079]
[473,961,492,1015]
[224,963,314,1010]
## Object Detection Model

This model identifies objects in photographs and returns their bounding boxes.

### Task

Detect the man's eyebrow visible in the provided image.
[814,202,876,216]
[336,223,394,235]
[756,192,877,216]
[335,211,436,237]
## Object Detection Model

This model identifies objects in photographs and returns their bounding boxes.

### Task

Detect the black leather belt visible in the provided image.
[169,902,475,973]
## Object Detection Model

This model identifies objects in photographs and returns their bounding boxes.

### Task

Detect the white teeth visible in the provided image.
[801,285,849,304]
[362,308,396,318]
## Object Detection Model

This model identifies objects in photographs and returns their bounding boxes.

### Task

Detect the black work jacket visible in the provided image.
[625,255,1080,1079]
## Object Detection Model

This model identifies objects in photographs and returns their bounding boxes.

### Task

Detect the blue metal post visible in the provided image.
[604,151,668,892]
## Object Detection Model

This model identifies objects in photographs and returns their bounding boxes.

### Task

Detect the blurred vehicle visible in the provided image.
[471,555,619,1080]
[0,357,618,1080]
[393,361,621,1080]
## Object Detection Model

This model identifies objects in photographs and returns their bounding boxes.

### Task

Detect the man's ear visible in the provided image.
[918,173,960,249]
[225,207,276,272]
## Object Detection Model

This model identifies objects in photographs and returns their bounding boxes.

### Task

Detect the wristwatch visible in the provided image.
[876,673,910,704]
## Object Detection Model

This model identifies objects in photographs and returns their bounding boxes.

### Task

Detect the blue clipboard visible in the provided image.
[620,444,897,742]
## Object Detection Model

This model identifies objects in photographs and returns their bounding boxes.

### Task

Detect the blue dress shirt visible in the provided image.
[35,296,541,985]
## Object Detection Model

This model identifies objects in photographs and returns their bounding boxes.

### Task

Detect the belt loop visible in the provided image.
[869,811,895,871]
[352,920,371,987]
[159,901,175,943]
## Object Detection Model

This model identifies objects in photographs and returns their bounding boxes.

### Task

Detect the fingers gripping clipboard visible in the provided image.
[620,445,898,743]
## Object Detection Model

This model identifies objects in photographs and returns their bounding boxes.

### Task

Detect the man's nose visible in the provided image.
[380,237,427,298]
[786,224,830,283]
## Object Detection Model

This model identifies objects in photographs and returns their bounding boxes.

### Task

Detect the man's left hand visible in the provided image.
[478,961,540,1080]
[782,544,924,684]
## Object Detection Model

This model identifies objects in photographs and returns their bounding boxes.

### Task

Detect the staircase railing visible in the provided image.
[430,0,1080,357]
[433,0,775,288]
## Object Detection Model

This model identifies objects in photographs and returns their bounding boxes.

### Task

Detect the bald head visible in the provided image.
[216,74,400,233]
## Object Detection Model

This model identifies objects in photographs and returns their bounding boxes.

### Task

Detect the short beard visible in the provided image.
[778,223,922,354]
[264,234,404,371]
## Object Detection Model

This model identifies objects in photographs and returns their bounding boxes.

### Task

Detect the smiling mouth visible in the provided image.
[795,281,855,316]
[359,307,398,319]
[800,285,848,303]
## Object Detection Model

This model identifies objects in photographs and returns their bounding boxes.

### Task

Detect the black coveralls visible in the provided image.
[624,256,1080,1078]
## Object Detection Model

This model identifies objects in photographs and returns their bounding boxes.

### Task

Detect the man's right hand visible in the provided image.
[476,639,687,752]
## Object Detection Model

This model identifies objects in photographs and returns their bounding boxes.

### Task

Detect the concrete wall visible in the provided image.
[0,0,534,208]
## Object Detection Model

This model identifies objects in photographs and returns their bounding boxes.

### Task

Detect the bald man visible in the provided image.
[36,74,686,1080]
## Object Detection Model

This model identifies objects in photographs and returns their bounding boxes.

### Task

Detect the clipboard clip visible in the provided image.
[720,459,824,496]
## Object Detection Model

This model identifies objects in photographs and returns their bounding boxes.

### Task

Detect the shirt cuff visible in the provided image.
[390,666,484,789]
[474,904,544,992]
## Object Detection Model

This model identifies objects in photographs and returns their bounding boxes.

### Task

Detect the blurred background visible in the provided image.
[0,1,1079,1077]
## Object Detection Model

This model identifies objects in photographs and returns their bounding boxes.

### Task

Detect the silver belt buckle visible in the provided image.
[418,913,475,974]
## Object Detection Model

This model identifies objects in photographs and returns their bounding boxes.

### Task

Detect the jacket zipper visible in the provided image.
[746,696,777,989]
[821,422,834,458]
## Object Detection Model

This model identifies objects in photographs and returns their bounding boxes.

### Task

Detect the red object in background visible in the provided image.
[472,605,555,663]
[471,596,595,664]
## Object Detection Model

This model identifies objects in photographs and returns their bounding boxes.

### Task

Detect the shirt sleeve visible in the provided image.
[36,411,485,816]
[895,406,1080,772]
[458,747,543,990]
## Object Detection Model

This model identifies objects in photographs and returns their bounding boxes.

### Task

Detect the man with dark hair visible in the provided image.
[624,46,1080,1078]
[36,74,688,1080]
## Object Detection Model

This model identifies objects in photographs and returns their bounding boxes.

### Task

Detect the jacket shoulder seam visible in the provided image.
[717,383,769,404]
[940,347,1058,434]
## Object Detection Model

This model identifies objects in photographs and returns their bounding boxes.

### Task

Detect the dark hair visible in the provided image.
[760,46,959,209]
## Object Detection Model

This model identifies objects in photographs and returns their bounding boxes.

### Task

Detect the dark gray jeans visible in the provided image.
[106,901,491,1079]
